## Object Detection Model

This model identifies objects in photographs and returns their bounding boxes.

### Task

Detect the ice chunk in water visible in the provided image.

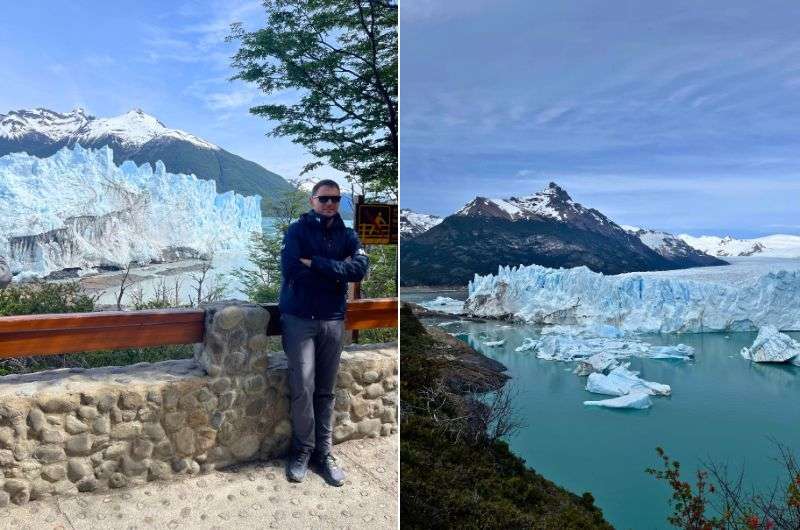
[584,391,653,409]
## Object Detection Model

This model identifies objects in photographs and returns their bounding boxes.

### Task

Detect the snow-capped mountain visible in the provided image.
[401,182,727,286]
[400,209,442,239]
[621,225,722,266]
[679,234,800,258]
[455,182,610,227]
[0,107,290,213]
[0,107,215,149]
[0,145,261,279]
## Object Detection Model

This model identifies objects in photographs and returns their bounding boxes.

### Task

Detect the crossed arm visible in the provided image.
[309,230,369,282]
[281,225,369,285]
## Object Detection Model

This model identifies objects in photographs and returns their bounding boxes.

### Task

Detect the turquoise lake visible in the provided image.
[404,288,800,529]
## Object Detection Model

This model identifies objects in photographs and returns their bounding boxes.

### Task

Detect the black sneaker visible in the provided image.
[286,450,311,483]
[312,453,345,487]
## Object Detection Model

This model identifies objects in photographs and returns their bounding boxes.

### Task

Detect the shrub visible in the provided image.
[0,281,94,316]
[648,445,800,529]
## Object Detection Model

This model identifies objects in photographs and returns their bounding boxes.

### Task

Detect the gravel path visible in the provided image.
[0,434,398,530]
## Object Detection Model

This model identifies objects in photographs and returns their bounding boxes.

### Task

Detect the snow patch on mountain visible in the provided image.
[679,234,800,258]
[622,225,718,262]
[400,209,442,238]
[0,107,218,150]
[455,182,601,223]
[622,225,677,251]
[0,145,261,278]
[465,262,800,333]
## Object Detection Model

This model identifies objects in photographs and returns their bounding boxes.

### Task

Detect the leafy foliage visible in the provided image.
[0,281,95,316]
[236,230,284,303]
[648,446,800,529]
[400,305,612,529]
[235,183,308,303]
[230,0,398,196]
[361,244,396,298]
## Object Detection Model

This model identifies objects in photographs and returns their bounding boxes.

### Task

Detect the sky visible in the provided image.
[401,0,800,238]
[0,0,346,189]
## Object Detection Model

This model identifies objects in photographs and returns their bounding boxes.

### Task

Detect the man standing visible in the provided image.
[279,180,369,486]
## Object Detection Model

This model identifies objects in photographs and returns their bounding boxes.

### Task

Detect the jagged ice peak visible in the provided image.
[0,145,261,278]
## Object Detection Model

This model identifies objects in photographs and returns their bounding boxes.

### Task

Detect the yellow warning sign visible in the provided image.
[356,203,397,245]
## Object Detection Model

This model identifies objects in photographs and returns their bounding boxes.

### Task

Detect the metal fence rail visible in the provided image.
[0,298,397,357]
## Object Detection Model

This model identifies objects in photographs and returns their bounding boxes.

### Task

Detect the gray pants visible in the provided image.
[281,313,345,456]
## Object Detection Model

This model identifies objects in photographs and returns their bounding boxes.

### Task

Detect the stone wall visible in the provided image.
[0,301,397,505]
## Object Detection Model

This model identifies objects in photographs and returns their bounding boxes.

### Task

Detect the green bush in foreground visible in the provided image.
[400,305,611,529]
[0,281,94,316]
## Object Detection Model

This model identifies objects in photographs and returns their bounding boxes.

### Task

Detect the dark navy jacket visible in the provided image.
[279,210,369,320]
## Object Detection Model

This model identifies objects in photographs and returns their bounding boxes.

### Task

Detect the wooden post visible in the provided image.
[351,195,365,344]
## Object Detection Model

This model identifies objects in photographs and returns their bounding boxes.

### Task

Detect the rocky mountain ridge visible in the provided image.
[401,182,727,286]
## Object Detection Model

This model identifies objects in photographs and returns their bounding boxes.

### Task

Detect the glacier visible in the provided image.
[0,145,261,278]
[465,263,800,333]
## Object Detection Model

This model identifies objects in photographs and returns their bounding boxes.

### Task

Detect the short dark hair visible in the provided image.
[311,179,340,195]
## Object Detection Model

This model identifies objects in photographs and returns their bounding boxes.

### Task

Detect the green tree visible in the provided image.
[361,244,396,298]
[229,0,398,197]
[235,183,308,303]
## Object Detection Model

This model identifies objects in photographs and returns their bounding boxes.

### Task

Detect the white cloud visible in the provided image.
[533,104,572,125]
[203,86,259,110]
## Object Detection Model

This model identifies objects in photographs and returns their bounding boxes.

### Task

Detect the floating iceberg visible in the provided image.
[649,344,696,359]
[584,391,653,409]
[526,334,693,363]
[541,323,626,338]
[515,337,538,352]
[574,353,619,376]
[585,365,671,396]
[740,326,800,364]
[466,263,800,333]
[0,145,262,278]
[418,296,465,314]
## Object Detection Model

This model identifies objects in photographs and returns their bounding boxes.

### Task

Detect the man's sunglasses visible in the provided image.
[314,195,342,204]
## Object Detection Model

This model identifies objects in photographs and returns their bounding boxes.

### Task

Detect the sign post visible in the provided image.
[351,196,398,343]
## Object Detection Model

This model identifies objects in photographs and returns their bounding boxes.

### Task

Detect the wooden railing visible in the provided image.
[0,298,397,358]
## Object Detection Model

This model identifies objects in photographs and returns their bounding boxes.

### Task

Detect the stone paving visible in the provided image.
[0,434,398,530]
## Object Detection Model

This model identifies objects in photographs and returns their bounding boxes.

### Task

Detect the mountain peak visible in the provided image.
[541,181,572,201]
[457,182,586,222]
[0,106,216,150]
